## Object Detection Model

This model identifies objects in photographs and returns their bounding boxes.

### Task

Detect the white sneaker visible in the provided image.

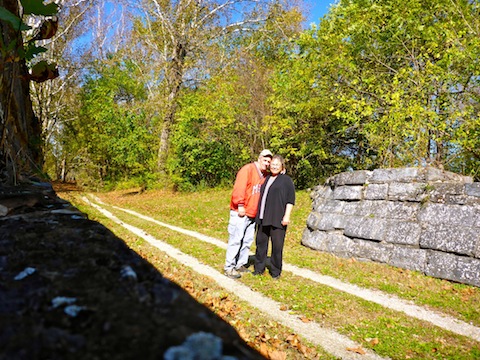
[224,268,241,279]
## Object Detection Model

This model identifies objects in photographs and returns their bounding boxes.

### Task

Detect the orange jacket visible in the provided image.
[230,162,266,218]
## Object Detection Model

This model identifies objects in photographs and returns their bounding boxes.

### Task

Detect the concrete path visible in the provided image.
[83,195,480,357]
[83,196,387,359]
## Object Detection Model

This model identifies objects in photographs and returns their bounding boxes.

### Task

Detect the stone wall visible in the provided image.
[302,167,480,287]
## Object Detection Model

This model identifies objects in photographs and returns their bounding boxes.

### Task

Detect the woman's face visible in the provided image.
[270,159,283,175]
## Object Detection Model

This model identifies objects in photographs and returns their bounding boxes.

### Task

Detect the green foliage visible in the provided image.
[266,31,357,187]
[0,0,58,49]
[168,80,250,191]
[21,42,47,60]
[72,58,157,186]
[21,0,58,16]
[45,0,480,189]
[0,7,30,30]
[264,0,480,182]
[305,0,480,171]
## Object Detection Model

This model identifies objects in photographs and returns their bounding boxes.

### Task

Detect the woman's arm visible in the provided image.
[282,203,294,226]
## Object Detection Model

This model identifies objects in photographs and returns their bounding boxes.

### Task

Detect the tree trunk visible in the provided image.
[60,157,66,182]
[156,42,185,173]
[0,0,43,185]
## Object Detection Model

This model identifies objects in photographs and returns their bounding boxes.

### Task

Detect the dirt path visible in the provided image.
[84,195,480,357]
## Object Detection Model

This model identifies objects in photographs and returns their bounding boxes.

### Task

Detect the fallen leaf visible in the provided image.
[184,280,194,291]
[270,337,282,347]
[347,346,366,355]
[365,337,380,346]
[286,334,300,347]
[257,332,270,342]
[441,284,453,291]
[279,304,288,311]
[460,288,475,301]
[269,350,287,360]
[285,334,296,342]
[259,342,269,356]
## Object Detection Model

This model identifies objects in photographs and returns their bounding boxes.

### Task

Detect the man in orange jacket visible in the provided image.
[224,149,272,279]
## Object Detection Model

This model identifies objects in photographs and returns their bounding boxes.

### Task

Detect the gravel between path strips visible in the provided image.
[84,196,386,360]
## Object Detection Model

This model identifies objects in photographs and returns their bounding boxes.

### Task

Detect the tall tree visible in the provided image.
[267,26,355,188]
[0,0,58,184]
[71,56,156,186]
[322,0,480,169]
[166,4,304,189]
[132,0,296,173]
[29,0,97,181]
[271,0,480,179]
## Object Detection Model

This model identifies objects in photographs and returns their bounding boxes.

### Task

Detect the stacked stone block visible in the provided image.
[302,167,480,287]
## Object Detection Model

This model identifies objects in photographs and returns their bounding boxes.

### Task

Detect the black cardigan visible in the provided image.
[255,174,295,228]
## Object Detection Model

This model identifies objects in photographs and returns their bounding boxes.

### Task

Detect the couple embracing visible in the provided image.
[224,149,295,280]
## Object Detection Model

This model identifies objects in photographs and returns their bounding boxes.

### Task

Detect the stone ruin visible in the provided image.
[302,167,480,287]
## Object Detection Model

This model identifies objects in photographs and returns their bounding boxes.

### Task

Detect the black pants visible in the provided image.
[254,223,286,278]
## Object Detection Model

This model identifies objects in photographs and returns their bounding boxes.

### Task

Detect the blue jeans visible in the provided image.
[224,210,255,271]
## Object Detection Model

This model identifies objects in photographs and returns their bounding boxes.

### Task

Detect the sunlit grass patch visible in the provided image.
[59,188,480,360]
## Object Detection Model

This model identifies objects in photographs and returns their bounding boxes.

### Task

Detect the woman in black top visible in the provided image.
[254,155,295,279]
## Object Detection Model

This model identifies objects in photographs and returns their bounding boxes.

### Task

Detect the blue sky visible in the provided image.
[303,0,336,27]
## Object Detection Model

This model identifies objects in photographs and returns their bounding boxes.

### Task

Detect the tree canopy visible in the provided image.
[2,0,480,188]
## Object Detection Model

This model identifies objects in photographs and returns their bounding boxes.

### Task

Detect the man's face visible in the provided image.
[259,156,271,171]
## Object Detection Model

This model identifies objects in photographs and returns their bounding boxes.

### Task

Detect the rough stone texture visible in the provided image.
[303,167,480,287]
[455,257,480,287]
[466,183,480,197]
[326,233,356,258]
[369,167,424,183]
[301,228,329,252]
[425,251,458,280]
[420,224,478,256]
[306,212,347,231]
[364,183,388,200]
[328,170,371,186]
[343,217,387,242]
[332,185,363,200]
[389,247,427,273]
[354,240,393,263]
[0,183,265,360]
[417,203,478,227]
[387,182,428,202]
[384,220,422,246]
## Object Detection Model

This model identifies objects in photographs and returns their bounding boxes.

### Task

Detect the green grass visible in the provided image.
[59,187,480,360]
[70,194,333,359]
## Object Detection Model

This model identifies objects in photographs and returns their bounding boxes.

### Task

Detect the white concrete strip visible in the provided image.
[98,198,225,248]
[283,264,480,343]
[82,196,387,360]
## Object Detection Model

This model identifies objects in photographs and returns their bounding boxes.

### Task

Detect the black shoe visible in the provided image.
[271,274,281,280]
[252,271,264,276]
